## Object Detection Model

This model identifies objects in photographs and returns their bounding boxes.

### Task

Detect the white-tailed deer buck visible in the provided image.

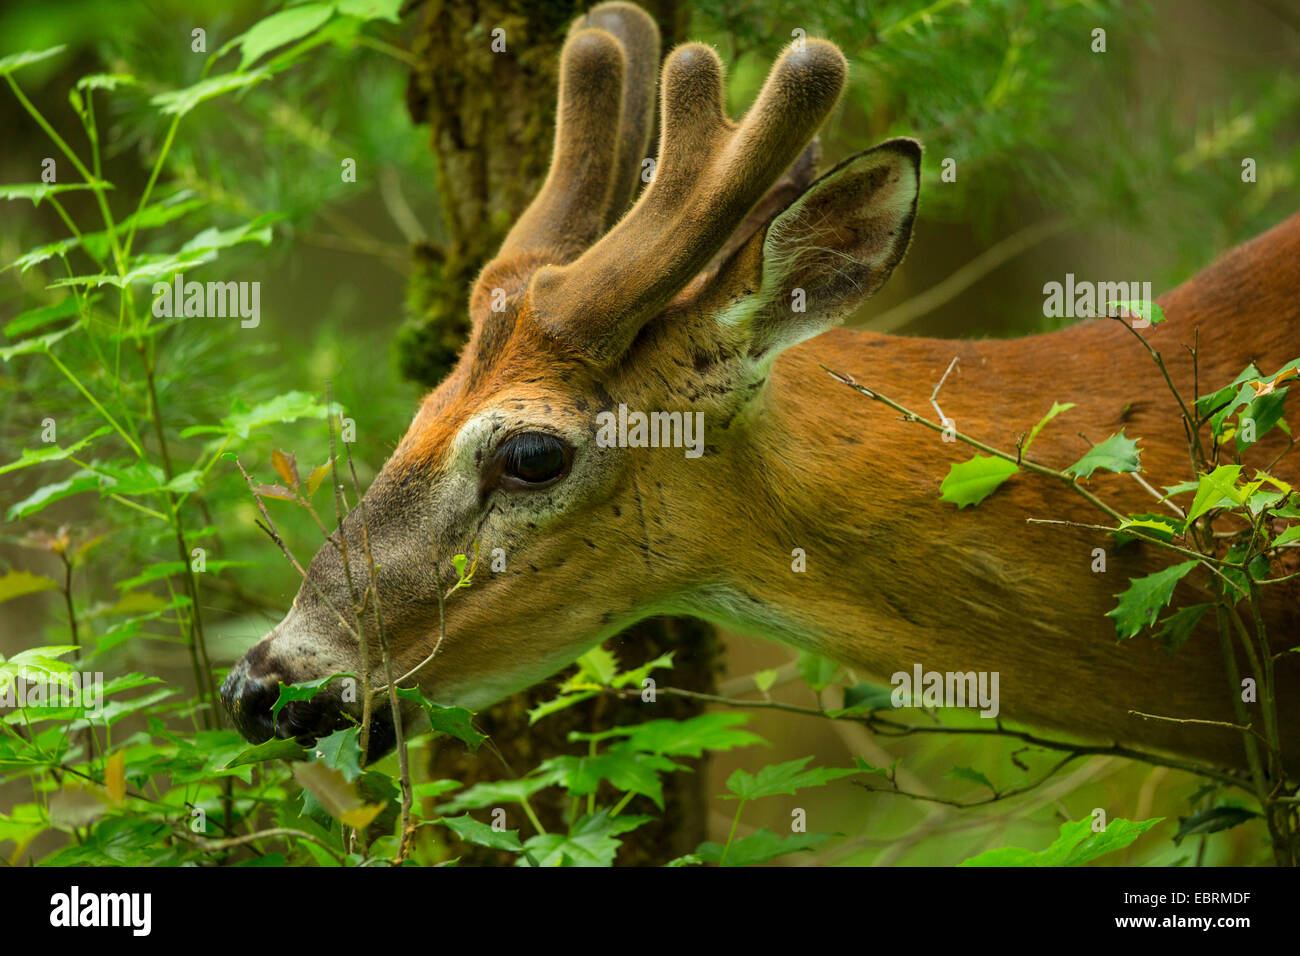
[222,2,1299,775]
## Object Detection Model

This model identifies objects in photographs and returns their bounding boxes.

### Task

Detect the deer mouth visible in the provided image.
[220,659,397,763]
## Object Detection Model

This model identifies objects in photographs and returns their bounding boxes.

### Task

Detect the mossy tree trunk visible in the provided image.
[401,0,716,865]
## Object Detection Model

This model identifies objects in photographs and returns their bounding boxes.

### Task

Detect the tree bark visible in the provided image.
[401,0,717,866]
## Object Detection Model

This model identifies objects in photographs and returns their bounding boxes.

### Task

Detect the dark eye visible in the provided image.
[498,432,571,489]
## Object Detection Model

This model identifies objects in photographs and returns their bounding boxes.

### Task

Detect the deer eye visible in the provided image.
[498,432,571,489]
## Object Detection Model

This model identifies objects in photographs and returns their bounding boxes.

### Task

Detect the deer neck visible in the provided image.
[660,337,928,669]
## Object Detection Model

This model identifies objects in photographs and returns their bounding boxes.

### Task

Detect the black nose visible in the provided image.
[220,662,280,744]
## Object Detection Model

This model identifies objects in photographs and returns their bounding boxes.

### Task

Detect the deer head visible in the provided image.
[221,1,920,749]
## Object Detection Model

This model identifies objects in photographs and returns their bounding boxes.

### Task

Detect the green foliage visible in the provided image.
[960,816,1163,866]
[569,712,765,758]
[1023,401,1074,451]
[795,650,841,692]
[1064,430,1141,480]
[940,453,1019,508]
[522,811,653,867]
[723,757,860,802]
[696,829,830,867]
[1106,561,1199,640]
[394,687,485,753]
[1172,806,1259,846]
[438,813,523,853]
[891,293,1299,861]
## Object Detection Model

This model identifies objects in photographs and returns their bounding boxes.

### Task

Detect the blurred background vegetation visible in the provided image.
[2,0,1298,865]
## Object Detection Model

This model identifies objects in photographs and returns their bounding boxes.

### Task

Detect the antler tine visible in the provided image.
[493,28,627,268]
[491,4,659,276]
[575,2,661,226]
[528,38,849,361]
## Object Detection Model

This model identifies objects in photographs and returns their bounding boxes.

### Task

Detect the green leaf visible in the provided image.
[0,426,112,475]
[0,182,111,207]
[412,779,462,802]
[1273,525,1300,548]
[0,570,60,604]
[724,757,859,801]
[1236,388,1288,453]
[1172,806,1259,845]
[1219,542,1270,599]
[959,816,1163,866]
[1151,603,1212,653]
[946,765,995,791]
[49,250,218,290]
[205,391,332,439]
[0,324,77,361]
[3,297,80,337]
[568,712,766,758]
[796,650,841,692]
[229,3,336,71]
[1247,487,1286,516]
[180,214,279,254]
[1274,494,1300,519]
[1185,464,1247,525]
[1023,401,1075,451]
[753,669,778,692]
[394,687,485,751]
[1196,363,1260,421]
[311,727,364,782]
[0,46,66,75]
[575,645,618,685]
[440,813,523,853]
[75,73,137,92]
[223,737,308,769]
[526,690,597,724]
[940,454,1019,508]
[5,196,200,275]
[438,776,555,812]
[1065,430,1140,479]
[1106,299,1165,325]
[829,682,896,716]
[1106,561,1199,639]
[1113,513,1183,544]
[521,810,651,867]
[854,756,898,777]
[270,674,354,729]
[0,645,78,690]
[5,236,80,274]
[539,751,680,809]
[337,0,403,23]
[609,651,675,689]
[150,71,271,116]
[96,460,202,498]
[6,472,99,520]
[696,828,831,867]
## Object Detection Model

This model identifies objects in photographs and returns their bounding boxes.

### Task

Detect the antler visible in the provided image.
[529,37,848,361]
[490,2,660,271]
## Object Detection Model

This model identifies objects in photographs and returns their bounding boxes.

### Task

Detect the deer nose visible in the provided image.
[220,661,280,744]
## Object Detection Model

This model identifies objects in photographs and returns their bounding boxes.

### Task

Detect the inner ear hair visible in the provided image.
[704,138,921,359]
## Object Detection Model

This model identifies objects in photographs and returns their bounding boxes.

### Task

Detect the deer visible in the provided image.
[221,1,1300,778]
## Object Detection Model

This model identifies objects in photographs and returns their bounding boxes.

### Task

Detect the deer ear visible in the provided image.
[716,138,920,359]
